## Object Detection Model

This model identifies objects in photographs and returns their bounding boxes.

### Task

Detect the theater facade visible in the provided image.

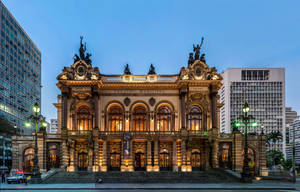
[12,39,268,176]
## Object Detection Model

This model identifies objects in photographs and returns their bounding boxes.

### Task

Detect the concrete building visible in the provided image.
[219,68,285,154]
[12,39,267,176]
[0,1,41,135]
[0,1,41,171]
[285,107,298,144]
[47,119,58,133]
[286,118,300,163]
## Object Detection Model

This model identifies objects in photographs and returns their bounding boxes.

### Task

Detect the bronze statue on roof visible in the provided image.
[73,36,92,65]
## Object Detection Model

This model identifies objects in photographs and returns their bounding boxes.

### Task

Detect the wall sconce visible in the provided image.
[125,112,129,122]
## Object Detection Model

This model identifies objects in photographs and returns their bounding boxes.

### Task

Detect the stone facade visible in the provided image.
[12,45,268,176]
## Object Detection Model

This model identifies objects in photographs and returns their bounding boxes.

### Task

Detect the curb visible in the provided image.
[0,187,297,190]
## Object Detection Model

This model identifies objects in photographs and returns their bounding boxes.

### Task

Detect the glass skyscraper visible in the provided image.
[0,1,41,135]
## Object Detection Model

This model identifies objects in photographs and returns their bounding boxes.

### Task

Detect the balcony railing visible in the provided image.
[67,130,92,136]
[67,130,208,137]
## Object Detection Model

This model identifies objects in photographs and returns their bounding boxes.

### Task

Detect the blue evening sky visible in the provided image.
[3,0,300,120]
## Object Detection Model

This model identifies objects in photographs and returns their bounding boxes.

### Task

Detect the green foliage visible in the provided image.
[0,116,14,134]
[266,150,284,168]
[267,131,283,145]
[281,159,293,171]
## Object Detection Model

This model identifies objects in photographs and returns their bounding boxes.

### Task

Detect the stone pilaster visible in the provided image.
[93,86,99,129]
[172,139,178,171]
[61,89,68,129]
[210,86,218,130]
[153,139,159,171]
[212,140,219,168]
[60,140,68,170]
[93,137,99,172]
[180,86,187,129]
[181,140,187,171]
[88,148,93,171]
[100,140,107,172]
[147,140,152,171]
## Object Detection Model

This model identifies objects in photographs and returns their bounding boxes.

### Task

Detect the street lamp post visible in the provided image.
[25,102,47,184]
[234,102,257,183]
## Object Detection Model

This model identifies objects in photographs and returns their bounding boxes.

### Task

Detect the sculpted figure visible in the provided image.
[79,36,86,60]
[124,64,132,75]
[200,53,206,63]
[85,53,92,65]
[188,52,194,66]
[148,64,156,75]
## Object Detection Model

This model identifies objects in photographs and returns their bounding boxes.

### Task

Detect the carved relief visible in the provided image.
[149,97,156,106]
[124,97,131,107]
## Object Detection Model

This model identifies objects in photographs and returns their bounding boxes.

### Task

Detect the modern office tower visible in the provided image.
[219,68,285,154]
[47,119,58,133]
[286,118,300,163]
[285,107,298,144]
[0,1,41,135]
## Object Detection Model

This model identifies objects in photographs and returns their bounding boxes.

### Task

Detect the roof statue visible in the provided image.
[193,37,204,60]
[148,64,156,75]
[188,52,194,66]
[200,53,206,63]
[73,36,92,65]
[124,64,132,75]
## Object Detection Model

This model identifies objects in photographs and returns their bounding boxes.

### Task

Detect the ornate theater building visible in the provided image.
[12,38,268,176]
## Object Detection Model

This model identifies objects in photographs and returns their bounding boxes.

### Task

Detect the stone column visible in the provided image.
[181,140,186,171]
[101,140,107,172]
[88,148,93,171]
[61,90,68,130]
[93,138,99,172]
[147,140,152,171]
[205,141,210,169]
[212,140,219,168]
[72,114,76,130]
[68,147,75,172]
[259,135,268,176]
[153,139,159,171]
[60,140,68,170]
[172,139,178,171]
[180,86,187,129]
[93,87,99,129]
[210,86,218,130]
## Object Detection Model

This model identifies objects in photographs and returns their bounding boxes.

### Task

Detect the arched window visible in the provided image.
[23,148,34,173]
[188,106,202,131]
[156,106,172,132]
[132,106,148,132]
[77,106,92,131]
[108,105,123,132]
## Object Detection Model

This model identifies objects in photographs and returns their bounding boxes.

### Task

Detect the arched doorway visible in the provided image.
[109,152,121,171]
[47,143,60,171]
[134,151,146,171]
[191,150,201,171]
[160,148,171,171]
[23,148,34,173]
[78,152,88,171]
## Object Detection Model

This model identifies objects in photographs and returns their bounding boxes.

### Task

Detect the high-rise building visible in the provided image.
[219,68,285,154]
[47,119,58,133]
[286,118,300,163]
[0,1,41,135]
[285,107,298,144]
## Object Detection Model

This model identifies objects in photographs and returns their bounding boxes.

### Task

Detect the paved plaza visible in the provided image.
[0,180,300,191]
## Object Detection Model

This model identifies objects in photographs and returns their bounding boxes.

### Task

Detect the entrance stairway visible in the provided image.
[42,169,240,183]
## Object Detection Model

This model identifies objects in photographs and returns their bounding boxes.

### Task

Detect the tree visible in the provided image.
[266,150,284,168]
[267,131,283,145]
[0,116,14,135]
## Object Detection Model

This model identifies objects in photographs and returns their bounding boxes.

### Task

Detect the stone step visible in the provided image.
[42,169,240,184]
